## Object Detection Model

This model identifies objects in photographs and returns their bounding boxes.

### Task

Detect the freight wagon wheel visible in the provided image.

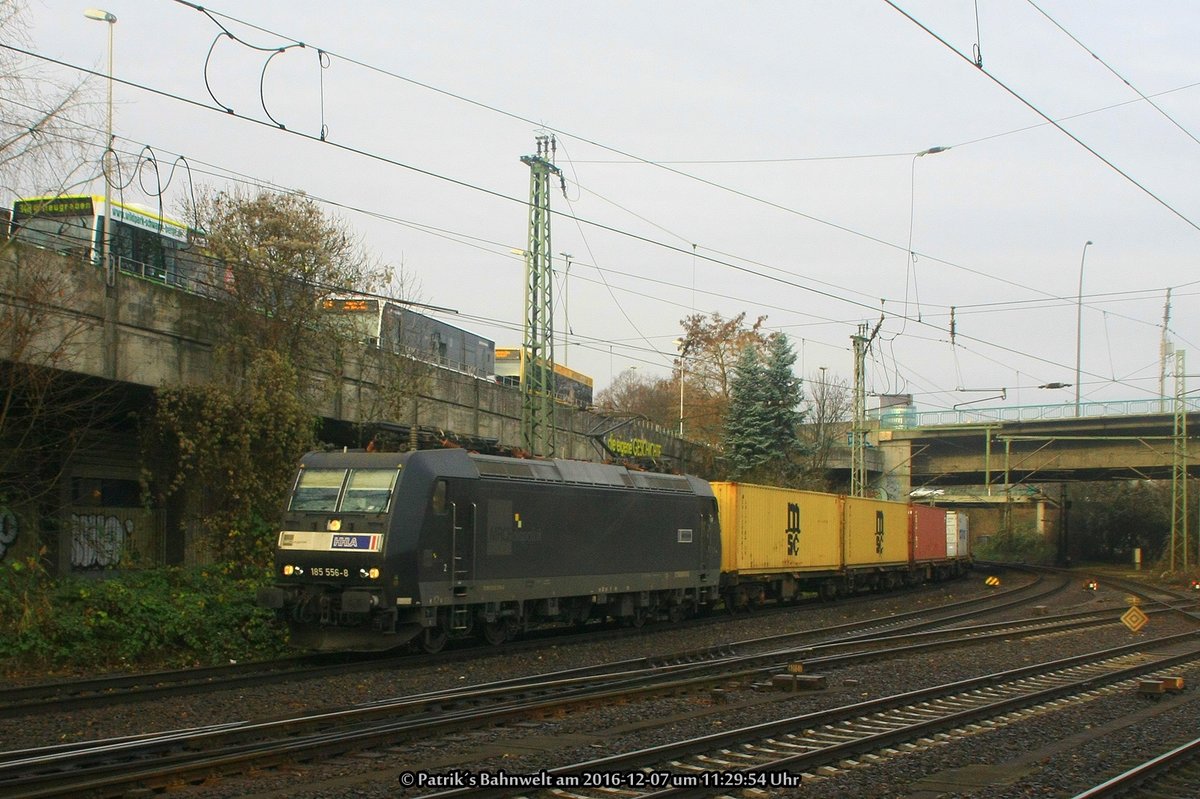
[630,608,647,628]
[483,619,508,646]
[421,627,448,654]
[667,604,684,624]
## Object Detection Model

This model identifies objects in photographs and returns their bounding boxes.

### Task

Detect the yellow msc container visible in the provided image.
[711,482,842,575]
[843,496,910,567]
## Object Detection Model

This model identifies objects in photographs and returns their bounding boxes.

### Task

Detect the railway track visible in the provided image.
[414,635,1200,799]
[0,582,1176,799]
[0,571,1055,718]
[0,651,396,720]
[1070,734,1200,798]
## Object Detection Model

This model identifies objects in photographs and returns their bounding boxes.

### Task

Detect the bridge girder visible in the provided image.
[879,413,1200,488]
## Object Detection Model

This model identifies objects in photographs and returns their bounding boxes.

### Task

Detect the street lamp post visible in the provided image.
[904,146,949,320]
[674,337,687,437]
[84,8,117,281]
[1074,240,1094,416]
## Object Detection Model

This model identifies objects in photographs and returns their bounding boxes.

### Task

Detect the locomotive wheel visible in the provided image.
[483,619,508,646]
[667,603,684,624]
[630,608,647,628]
[421,627,448,654]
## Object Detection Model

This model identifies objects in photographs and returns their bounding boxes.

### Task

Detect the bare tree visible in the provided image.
[0,1,115,567]
[0,247,126,517]
[595,368,677,428]
[186,187,394,389]
[0,0,98,200]
[797,368,852,486]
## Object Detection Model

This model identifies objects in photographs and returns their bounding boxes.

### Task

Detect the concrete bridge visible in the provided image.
[877,403,1197,490]
[2,243,698,460]
[866,402,1198,554]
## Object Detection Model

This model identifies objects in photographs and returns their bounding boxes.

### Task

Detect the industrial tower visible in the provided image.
[519,136,562,456]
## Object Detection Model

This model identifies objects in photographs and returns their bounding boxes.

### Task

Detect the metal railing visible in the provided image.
[872,398,1199,429]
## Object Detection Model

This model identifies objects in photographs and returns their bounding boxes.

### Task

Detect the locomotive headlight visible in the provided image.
[369,567,380,579]
[283,564,295,576]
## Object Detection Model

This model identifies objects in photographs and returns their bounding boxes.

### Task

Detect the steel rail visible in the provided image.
[1069,735,1200,798]
[419,634,1200,799]
[0,599,1177,798]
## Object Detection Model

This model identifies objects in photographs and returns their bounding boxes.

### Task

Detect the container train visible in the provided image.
[258,449,971,652]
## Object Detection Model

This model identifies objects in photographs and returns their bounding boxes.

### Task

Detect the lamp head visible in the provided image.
[84,8,117,23]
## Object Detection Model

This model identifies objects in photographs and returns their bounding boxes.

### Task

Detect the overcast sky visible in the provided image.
[17,0,1200,415]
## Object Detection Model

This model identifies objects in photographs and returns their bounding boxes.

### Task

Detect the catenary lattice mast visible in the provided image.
[519,135,562,456]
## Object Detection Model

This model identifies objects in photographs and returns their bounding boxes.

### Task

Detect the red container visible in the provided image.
[910,504,948,563]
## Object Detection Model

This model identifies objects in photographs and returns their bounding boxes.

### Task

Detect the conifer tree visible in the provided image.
[723,345,772,477]
[762,332,804,465]
[723,335,806,481]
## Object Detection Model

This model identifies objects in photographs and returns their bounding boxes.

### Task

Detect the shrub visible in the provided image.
[0,562,290,674]
[974,526,1055,565]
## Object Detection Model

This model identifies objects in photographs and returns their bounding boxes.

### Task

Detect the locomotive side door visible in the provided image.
[446,480,477,598]
[699,499,718,582]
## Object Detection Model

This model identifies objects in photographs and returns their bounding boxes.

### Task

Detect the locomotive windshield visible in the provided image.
[289,468,400,513]
[342,469,399,512]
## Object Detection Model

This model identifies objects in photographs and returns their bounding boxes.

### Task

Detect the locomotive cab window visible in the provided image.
[289,469,346,511]
[341,469,400,513]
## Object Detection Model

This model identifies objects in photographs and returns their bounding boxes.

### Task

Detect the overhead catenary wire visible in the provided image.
[7,44,990,344]
[10,220,1163,412]
[3,43,1173,406]
[9,3,1190,405]
[165,0,1169,311]
[4,102,873,367]
[1025,0,1200,151]
[884,0,1200,235]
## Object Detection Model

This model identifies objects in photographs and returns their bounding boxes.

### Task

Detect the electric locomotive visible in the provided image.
[259,448,721,652]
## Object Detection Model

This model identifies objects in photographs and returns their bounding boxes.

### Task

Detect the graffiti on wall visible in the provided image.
[0,509,18,562]
[71,513,135,569]
[606,437,664,459]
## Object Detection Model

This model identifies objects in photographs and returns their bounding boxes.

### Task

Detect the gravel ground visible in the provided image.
[8,573,1199,799]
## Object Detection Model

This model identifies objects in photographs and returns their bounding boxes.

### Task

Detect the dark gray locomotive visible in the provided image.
[260,449,720,652]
